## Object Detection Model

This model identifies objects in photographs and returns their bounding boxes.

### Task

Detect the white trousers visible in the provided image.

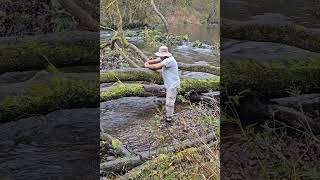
[165,88,178,117]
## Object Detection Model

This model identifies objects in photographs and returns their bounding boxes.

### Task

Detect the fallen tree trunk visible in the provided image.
[126,42,149,62]
[100,65,220,84]
[151,0,170,34]
[100,133,131,157]
[178,62,220,75]
[0,32,99,74]
[114,43,140,68]
[100,78,220,101]
[100,133,216,174]
[100,68,162,84]
[222,60,320,98]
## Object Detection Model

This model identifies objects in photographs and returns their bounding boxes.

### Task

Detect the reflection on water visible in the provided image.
[164,24,220,44]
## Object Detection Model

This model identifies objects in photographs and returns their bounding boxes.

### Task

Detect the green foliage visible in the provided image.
[0,78,99,122]
[100,83,145,101]
[193,40,203,48]
[111,138,122,155]
[126,30,139,37]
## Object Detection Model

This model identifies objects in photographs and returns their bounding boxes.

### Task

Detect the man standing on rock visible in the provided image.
[144,46,180,125]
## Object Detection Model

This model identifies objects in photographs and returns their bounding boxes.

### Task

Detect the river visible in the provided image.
[100,24,220,66]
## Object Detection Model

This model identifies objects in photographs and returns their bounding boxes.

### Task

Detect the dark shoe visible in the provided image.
[165,116,174,126]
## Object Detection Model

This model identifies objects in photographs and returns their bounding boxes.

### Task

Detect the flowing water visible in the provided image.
[100,24,220,66]
[100,24,219,151]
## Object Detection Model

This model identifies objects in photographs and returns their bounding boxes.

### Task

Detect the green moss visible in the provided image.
[100,83,145,101]
[131,148,202,180]
[100,70,162,84]
[100,78,220,101]
[222,59,320,97]
[0,78,99,122]
[179,65,220,75]
[222,23,320,52]
[180,78,220,94]
[0,41,98,74]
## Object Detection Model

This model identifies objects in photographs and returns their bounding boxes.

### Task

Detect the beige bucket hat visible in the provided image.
[155,46,172,57]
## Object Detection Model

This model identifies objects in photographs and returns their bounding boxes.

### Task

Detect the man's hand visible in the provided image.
[144,62,164,70]
[144,62,150,68]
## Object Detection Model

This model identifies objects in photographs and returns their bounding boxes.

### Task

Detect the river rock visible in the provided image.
[222,40,320,63]
[0,108,99,179]
[181,71,218,79]
[100,96,164,132]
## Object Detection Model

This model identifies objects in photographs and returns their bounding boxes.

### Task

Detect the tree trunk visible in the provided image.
[100,65,219,84]
[100,78,220,101]
[56,0,99,31]
[150,0,170,34]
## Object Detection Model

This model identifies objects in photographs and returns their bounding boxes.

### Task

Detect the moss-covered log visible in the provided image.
[0,41,98,74]
[100,68,163,84]
[0,78,99,123]
[100,133,216,174]
[100,65,220,84]
[101,133,132,157]
[221,21,320,52]
[222,59,320,98]
[100,78,220,101]
[178,62,220,75]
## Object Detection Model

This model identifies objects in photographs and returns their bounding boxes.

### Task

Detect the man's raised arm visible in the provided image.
[144,62,165,70]
[147,58,161,64]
